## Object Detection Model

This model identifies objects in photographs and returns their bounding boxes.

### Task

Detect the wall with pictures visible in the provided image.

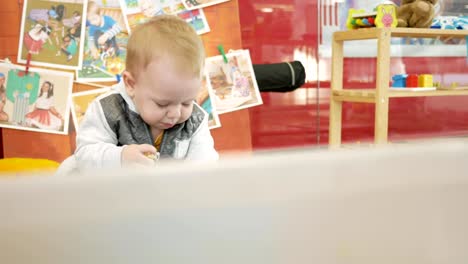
[239,0,468,149]
[0,0,253,162]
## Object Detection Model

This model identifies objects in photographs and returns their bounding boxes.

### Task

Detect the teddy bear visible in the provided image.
[397,0,438,28]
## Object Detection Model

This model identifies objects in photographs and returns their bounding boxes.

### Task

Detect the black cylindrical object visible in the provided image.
[253,61,306,92]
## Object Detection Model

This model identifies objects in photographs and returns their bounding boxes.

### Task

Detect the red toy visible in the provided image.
[406,74,419,87]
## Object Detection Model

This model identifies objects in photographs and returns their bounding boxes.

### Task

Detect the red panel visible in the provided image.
[239,0,320,149]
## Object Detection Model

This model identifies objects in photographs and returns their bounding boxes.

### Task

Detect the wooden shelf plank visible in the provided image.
[333,89,468,102]
[389,89,468,97]
[333,89,375,96]
[334,28,468,41]
[389,28,468,38]
[333,29,380,41]
[332,95,376,103]
[332,89,376,103]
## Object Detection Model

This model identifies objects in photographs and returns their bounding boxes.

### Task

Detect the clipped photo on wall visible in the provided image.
[120,0,210,35]
[205,49,262,114]
[197,75,221,129]
[18,0,87,70]
[0,63,73,135]
[182,0,230,11]
[76,0,129,82]
[70,87,110,131]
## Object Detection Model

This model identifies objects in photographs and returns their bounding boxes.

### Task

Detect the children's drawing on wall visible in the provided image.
[182,0,230,11]
[197,75,221,129]
[120,0,210,35]
[120,0,164,30]
[205,50,262,114]
[76,0,129,82]
[0,63,73,135]
[70,87,110,131]
[18,0,86,70]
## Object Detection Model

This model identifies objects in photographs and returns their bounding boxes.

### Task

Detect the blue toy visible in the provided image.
[392,74,408,88]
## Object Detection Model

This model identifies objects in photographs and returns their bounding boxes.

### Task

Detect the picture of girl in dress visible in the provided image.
[23,24,52,55]
[19,0,86,69]
[28,5,66,47]
[25,81,63,131]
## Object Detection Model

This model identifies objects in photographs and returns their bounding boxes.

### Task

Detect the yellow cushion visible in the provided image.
[0,158,59,175]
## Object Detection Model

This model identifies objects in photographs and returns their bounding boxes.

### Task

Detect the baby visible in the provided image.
[56,15,218,175]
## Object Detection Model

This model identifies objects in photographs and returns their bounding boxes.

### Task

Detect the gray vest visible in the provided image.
[100,94,205,159]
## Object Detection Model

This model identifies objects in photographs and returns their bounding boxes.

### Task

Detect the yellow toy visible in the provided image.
[0,158,59,176]
[346,2,398,29]
[418,74,433,87]
[375,4,398,28]
[346,9,377,30]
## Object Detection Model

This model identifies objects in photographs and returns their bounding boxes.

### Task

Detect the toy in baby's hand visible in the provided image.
[397,0,439,28]
[145,152,159,163]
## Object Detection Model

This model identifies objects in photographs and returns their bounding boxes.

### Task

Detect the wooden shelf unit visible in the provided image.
[329,27,468,147]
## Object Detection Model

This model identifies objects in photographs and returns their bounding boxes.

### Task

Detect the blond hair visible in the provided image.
[126,15,205,79]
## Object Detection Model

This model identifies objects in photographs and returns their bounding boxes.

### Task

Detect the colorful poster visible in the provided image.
[70,87,110,131]
[122,0,184,17]
[197,75,221,129]
[0,63,73,135]
[76,0,129,82]
[177,8,210,35]
[18,0,87,70]
[319,0,468,57]
[205,50,263,114]
[182,0,230,11]
[120,0,210,35]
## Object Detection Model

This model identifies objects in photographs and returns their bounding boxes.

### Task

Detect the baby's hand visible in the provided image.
[121,144,157,167]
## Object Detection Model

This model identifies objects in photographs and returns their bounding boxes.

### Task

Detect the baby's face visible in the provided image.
[128,56,201,131]
[0,77,5,86]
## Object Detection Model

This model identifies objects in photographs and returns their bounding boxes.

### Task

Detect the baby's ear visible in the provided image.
[122,71,136,98]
